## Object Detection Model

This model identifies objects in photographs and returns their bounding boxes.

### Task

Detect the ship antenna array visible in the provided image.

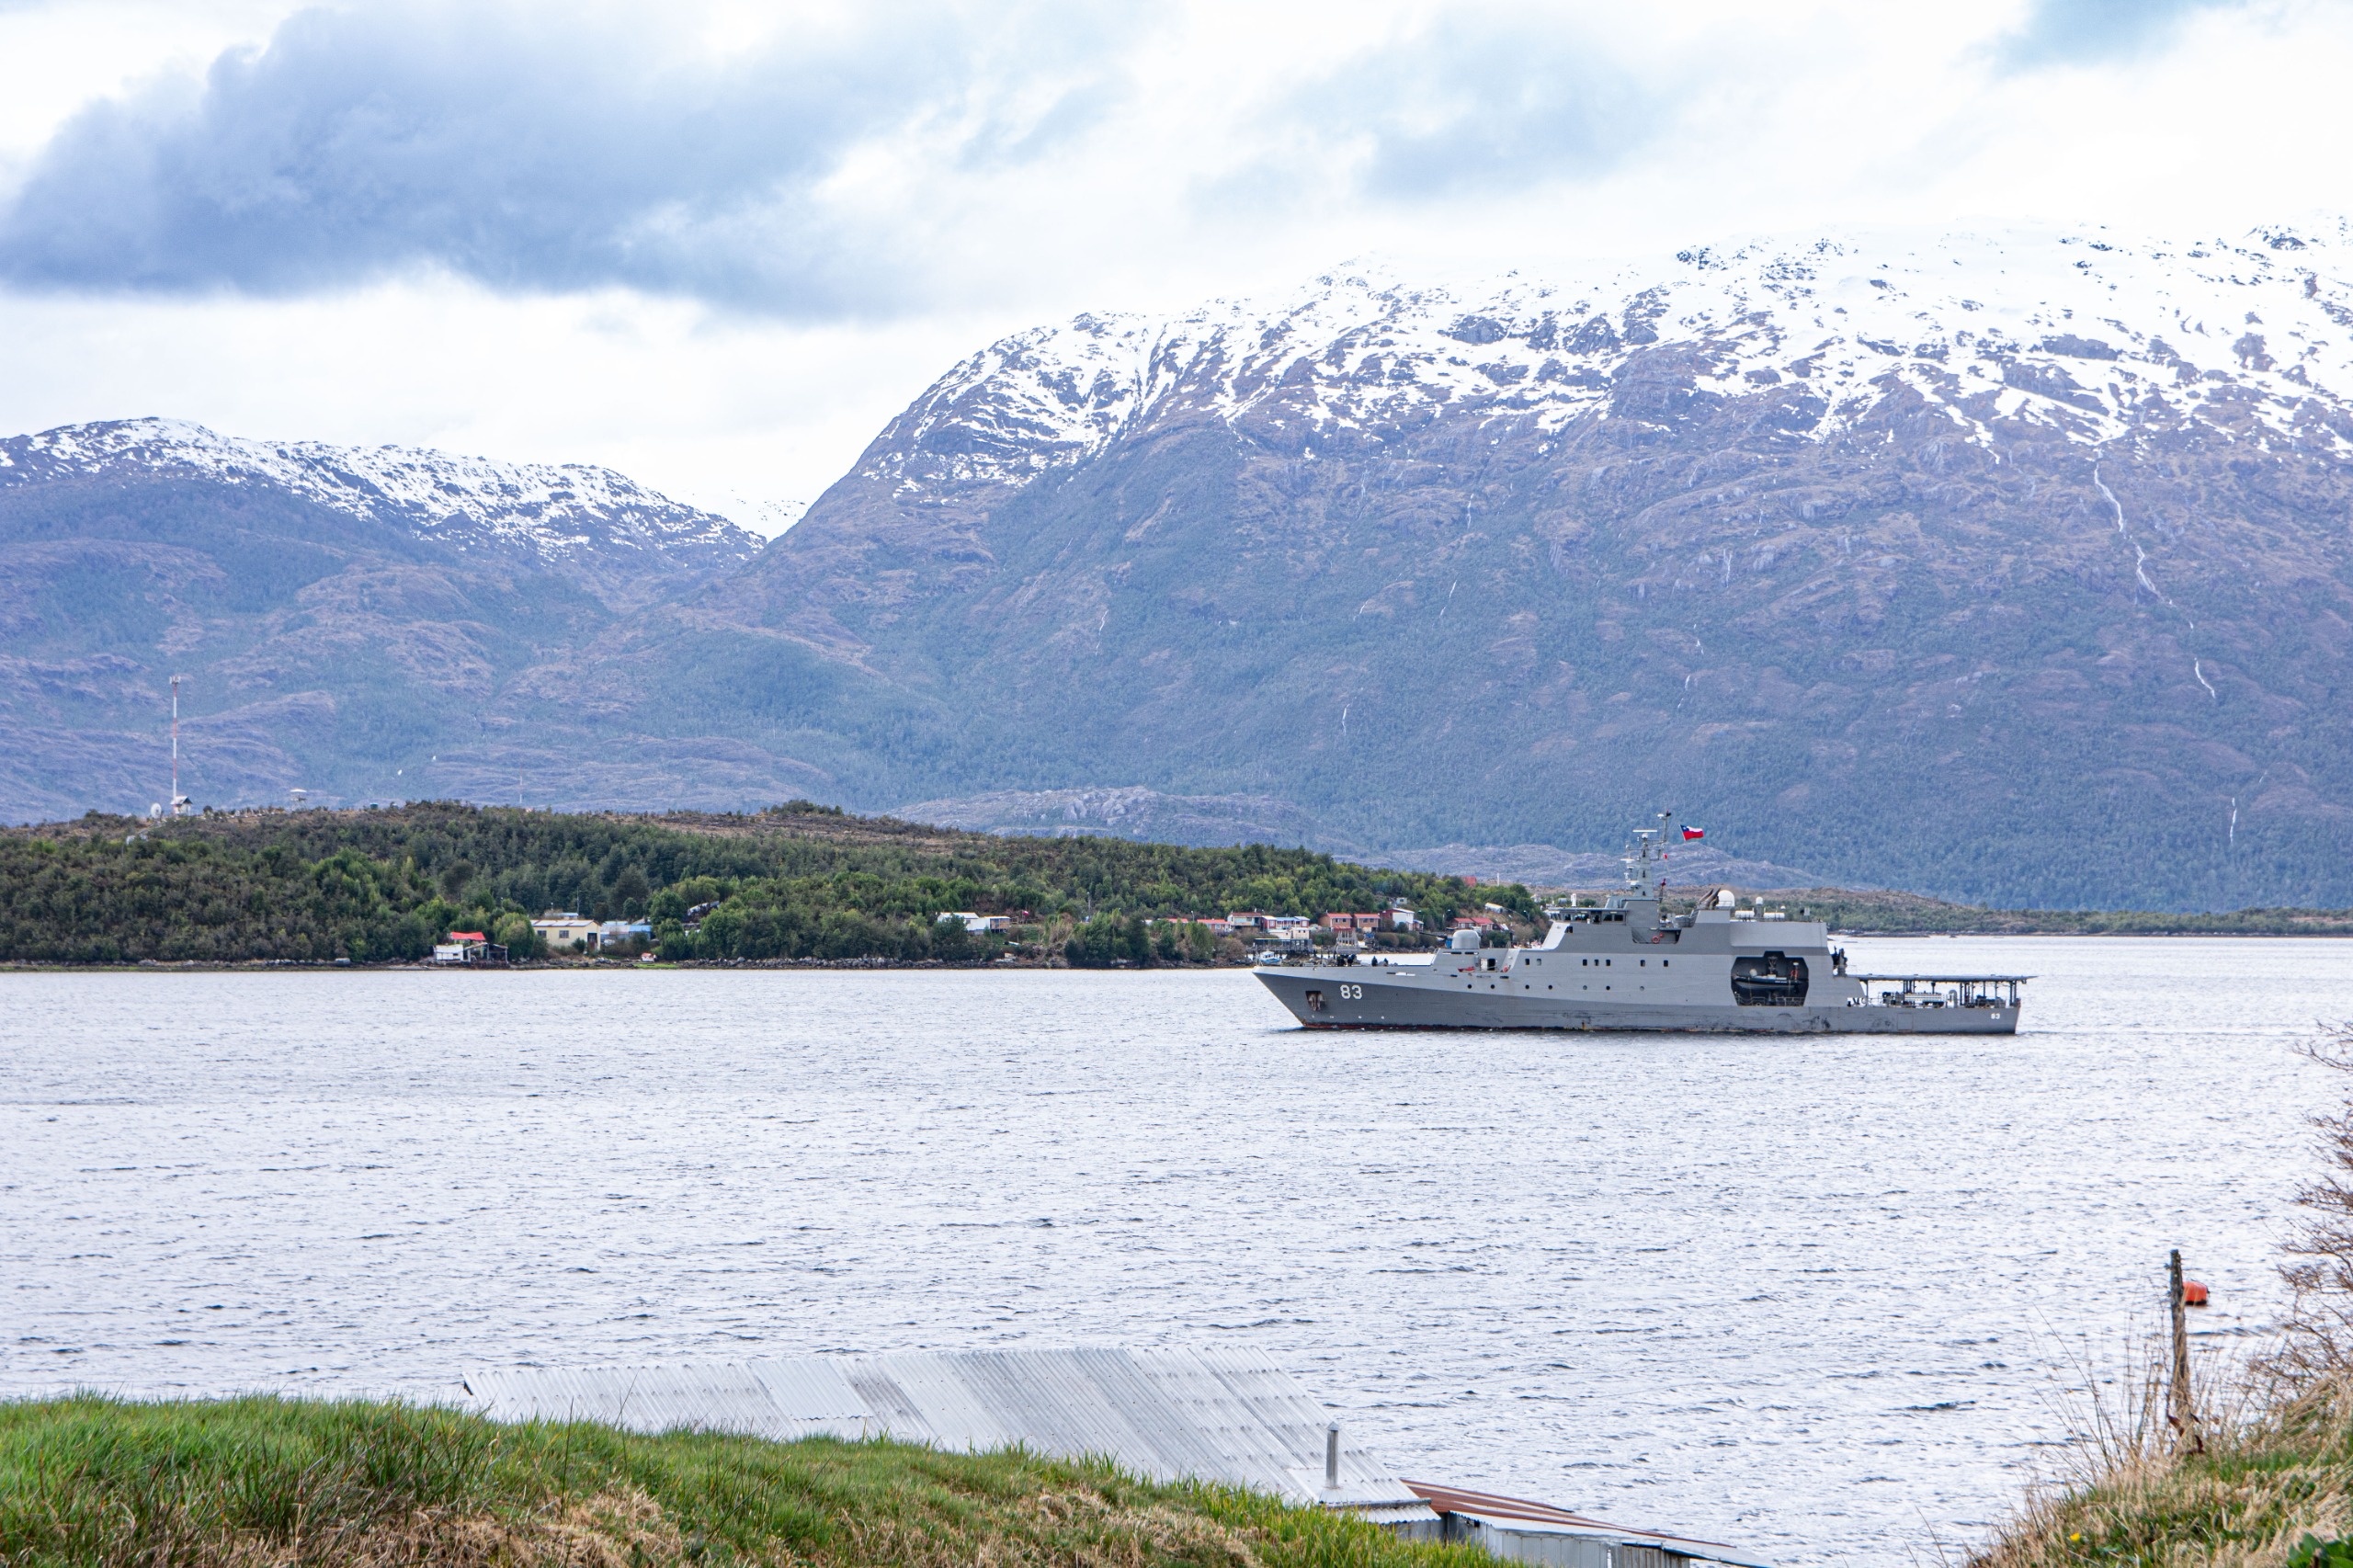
[1621,810,1676,897]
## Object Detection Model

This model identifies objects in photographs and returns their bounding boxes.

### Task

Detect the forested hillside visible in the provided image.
[0,801,1529,965]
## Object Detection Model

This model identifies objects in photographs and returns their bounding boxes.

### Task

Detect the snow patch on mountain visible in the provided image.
[867,222,2353,488]
[0,418,759,567]
[694,491,810,539]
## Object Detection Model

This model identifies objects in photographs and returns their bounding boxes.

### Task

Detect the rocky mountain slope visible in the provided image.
[0,419,761,821]
[660,222,2353,907]
[887,785,1844,890]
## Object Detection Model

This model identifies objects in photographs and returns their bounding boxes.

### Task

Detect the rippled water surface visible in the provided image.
[6,938,2349,1564]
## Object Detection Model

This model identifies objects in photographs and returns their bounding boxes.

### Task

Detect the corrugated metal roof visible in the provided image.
[853,1351,1009,1450]
[462,1346,1430,1513]
[1129,1346,1312,1498]
[749,1357,874,1429]
[462,1360,872,1443]
[460,1352,1771,1565]
[1404,1483,1775,1568]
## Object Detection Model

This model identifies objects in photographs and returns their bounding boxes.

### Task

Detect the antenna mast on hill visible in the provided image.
[169,676,190,815]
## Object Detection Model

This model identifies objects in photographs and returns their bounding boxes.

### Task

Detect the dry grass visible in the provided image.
[1969,1369,2353,1568]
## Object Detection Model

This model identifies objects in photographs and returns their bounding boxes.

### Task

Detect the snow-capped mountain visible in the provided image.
[708,222,2353,908]
[12,227,2353,907]
[0,417,759,575]
[0,416,771,825]
[867,221,2353,491]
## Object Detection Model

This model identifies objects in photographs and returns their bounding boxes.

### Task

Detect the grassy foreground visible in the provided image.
[1971,1377,2353,1568]
[0,1394,1479,1568]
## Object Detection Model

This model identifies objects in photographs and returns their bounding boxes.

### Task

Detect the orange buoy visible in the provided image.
[2182,1280,2211,1307]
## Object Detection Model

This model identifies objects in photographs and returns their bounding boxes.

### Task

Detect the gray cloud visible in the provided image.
[0,1,1119,315]
[1996,0,2250,66]
[1251,12,1653,206]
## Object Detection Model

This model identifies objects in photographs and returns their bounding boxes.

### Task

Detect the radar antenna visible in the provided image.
[1621,810,1676,900]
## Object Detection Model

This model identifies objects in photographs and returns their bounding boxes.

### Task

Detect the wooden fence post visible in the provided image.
[2169,1249,2202,1455]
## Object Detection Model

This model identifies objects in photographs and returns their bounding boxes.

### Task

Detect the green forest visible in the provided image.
[0,801,1535,966]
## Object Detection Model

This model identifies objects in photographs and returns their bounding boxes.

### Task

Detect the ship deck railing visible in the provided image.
[1848,973,2029,1007]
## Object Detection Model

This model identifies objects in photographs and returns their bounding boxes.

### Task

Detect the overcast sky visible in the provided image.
[0,0,2347,526]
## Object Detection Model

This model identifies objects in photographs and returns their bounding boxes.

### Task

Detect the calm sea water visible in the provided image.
[5,938,2348,1564]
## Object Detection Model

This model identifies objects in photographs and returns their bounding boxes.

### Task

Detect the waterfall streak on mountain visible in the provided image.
[2092,461,2167,603]
[2096,459,2212,699]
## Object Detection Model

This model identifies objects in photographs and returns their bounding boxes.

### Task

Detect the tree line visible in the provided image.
[0,801,1535,966]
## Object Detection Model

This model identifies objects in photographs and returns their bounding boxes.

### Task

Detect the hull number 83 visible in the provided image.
[1338,983,1363,999]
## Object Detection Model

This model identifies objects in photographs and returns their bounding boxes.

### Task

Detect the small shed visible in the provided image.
[1405,1483,1773,1568]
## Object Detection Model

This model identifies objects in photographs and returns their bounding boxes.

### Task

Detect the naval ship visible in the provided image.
[1253,816,2026,1034]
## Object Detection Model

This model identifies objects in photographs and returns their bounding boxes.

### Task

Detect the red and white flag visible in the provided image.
[1681,826,1706,841]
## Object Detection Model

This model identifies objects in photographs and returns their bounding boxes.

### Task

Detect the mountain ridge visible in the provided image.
[9,224,2353,907]
[675,222,2353,907]
[1,417,760,597]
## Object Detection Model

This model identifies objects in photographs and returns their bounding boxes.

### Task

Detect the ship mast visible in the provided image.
[1620,811,1675,901]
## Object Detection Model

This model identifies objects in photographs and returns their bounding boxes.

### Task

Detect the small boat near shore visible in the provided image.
[1254,815,2026,1034]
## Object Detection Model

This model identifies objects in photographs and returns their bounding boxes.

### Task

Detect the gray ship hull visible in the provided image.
[1262,819,2029,1035]
[1254,967,2018,1034]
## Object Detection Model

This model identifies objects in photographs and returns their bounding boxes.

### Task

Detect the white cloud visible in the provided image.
[0,277,1012,523]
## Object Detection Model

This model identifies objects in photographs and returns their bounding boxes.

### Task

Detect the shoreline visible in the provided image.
[6,926,2350,974]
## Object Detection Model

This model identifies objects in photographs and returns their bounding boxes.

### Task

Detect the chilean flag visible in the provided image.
[1681,826,1706,841]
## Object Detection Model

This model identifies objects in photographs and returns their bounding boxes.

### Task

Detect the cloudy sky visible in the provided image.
[0,0,2346,525]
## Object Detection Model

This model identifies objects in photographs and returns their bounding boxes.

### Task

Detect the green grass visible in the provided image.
[0,1394,1483,1568]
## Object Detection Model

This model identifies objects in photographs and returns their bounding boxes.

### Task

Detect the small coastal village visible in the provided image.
[433,894,1519,965]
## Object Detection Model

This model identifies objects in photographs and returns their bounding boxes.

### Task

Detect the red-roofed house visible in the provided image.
[432,931,506,965]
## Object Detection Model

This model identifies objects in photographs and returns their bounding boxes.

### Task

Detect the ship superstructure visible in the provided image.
[1253,816,2024,1034]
